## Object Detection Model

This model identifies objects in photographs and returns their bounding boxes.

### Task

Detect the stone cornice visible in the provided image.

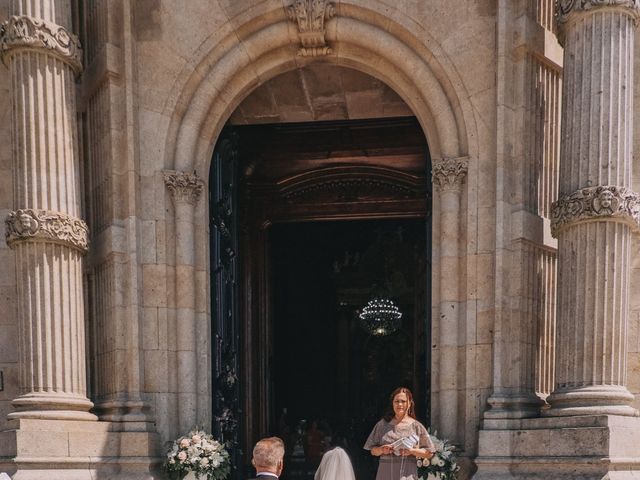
[550,185,640,237]
[0,15,82,74]
[287,0,335,57]
[557,0,640,33]
[432,157,469,193]
[5,209,89,253]
[163,170,204,205]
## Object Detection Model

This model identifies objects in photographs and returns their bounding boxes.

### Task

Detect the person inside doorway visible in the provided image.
[364,387,435,480]
[251,437,285,479]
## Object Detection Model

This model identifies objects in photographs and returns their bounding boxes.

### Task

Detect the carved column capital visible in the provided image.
[432,157,469,193]
[163,170,204,206]
[5,208,89,253]
[287,0,336,57]
[0,15,82,73]
[550,185,640,237]
[556,0,640,40]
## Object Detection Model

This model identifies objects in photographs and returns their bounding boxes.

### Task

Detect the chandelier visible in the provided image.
[359,297,402,336]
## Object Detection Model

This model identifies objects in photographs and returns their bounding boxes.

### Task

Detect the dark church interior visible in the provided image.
[270,219,429,480]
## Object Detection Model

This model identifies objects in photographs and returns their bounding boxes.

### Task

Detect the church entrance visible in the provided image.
[208,66,432,480]
[271,219,428,480]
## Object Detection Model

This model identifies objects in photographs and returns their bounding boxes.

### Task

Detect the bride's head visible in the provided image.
[314,447,355,480]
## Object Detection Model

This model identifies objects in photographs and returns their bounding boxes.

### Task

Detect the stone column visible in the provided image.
[547,0,640,416]
[164,170,203,434]
[432,157,467,444]
[0,4,96,420]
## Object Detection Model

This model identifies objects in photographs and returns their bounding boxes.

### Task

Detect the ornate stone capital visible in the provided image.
[432,157,468,193]
[550,185,640,237]
[163,170,204,206]
[557,0,640,31]
[287,0,335,57]
[5,209,89,253]
[0,15,82,73]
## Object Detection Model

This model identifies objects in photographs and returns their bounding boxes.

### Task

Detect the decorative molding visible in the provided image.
[0,15,82,73]
[550,185,640,237]
[5,209,89,253]
[284,177,419,202]
[273,166,426,203]
[432,157,469,193]
[163,170,204,205]
[557,0,640,26]
[287,0,336,57]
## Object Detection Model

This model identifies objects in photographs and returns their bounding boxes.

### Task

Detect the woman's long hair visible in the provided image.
[383,387,416,421]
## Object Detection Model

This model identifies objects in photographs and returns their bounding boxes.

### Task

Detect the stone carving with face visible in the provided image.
[595,189,616,214]
[15,210,39,235]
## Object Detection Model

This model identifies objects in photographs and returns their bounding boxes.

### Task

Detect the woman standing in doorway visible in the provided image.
[364,387,435,480]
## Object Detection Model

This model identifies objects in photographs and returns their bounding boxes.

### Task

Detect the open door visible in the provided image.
[209,129,242,479]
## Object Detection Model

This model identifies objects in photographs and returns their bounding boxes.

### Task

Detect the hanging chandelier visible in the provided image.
[359,297,402,336]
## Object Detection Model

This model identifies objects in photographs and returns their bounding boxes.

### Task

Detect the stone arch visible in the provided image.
[162,1,479,174]
[160,0,479,441]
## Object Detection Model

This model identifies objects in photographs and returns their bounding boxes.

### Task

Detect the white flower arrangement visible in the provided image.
[164,429,231,480]
[417,432,459,480]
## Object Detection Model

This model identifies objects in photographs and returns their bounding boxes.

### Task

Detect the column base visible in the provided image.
[474,415,640,479]
[484,393,545,419]
[545,385,638,417]
[9,393,98,421]
[94,397,156,431]
[0,418,163,479]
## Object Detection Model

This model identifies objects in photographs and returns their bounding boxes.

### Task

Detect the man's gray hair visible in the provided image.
[252,437,285,468]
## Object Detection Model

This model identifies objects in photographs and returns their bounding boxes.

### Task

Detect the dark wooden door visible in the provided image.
[210,130,242,478]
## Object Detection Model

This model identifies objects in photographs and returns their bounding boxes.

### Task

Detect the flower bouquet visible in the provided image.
[165,429,231,480]
[417,432,459,480]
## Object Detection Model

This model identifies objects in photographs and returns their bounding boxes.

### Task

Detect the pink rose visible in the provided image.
[178,451,187,462]
[180,439,190,448]
[191,435,202,444]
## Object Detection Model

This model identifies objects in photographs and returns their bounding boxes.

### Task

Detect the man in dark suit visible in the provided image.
[250,436,285,479]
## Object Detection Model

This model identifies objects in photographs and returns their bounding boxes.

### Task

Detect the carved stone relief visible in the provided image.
[282,177,422,202]
[431,157,469,192]
[550,185,640,236]
[557,0,640,26]
[287,0,336,56]
[163,170,204,205]
[0,15,82,73]
[5,208,89,253]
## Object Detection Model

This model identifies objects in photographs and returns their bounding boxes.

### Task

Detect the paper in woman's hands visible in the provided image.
[389,433,419,455]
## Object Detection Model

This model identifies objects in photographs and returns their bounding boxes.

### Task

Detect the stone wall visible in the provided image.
[0,0,639,477]
[0,0,17,433]
[629,30,640,413]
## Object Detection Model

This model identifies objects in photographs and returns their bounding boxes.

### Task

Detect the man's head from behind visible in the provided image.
[252,436,285,477]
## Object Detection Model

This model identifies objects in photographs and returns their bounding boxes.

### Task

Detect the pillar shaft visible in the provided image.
[164,170,203,434]
[1,2,94,420]
[432,157,467,444]
[547,0,640,416]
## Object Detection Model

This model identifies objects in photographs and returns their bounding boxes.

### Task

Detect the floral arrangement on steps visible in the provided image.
[417,432,459,480]
[164,428,231,480]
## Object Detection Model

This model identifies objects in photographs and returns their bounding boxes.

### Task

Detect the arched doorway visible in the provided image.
[162,3,477,476]
[208,66,432,479]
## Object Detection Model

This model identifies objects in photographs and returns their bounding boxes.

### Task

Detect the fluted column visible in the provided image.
[547,0,640,416]
[432,157,467,444]
[0,2,95,420]
[164,170,204,434]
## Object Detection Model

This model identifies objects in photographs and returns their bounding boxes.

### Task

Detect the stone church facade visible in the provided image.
[0,0,639,478]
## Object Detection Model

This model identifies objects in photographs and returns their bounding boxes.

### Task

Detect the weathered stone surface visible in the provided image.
[0,0,639,478]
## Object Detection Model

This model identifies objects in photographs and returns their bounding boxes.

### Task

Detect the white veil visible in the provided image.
[314,447,356,480]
